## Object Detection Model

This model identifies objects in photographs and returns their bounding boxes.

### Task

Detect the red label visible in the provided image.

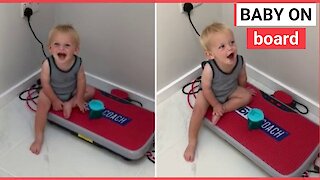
[247,28,306,49]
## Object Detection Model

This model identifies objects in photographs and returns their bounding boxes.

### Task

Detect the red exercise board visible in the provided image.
[204,84,319,176]
[49,89,155,152]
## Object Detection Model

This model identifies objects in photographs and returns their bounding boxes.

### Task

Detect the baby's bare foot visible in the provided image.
[212,114,221,125]
[184,144,196,162]
[63,101,73,119]
[30,137,43,155]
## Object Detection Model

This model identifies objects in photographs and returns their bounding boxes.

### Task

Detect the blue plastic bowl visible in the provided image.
[248,108,264,130]
[88,100,104,111]
[88,100,105,119]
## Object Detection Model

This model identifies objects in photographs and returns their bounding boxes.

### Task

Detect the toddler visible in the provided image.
[30,24,95,155]
[184,22,254,162]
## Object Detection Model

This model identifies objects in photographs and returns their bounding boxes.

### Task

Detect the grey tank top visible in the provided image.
[202,55,244,103]
[47,55,82,101]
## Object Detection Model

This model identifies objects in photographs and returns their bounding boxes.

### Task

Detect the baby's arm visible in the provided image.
[201,63,224,116]
[75,65,86,112]
[238,63,247,87]
[238,63,256,95]
[40,60,63,110]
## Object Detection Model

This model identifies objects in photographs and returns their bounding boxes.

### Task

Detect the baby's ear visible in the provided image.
[74,47,80,55]
[48,45,53,53]
[205,51,214,60]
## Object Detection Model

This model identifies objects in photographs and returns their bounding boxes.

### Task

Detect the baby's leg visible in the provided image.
[211,113,221,125]
[30,90,51,155]
[184,91,209,162]
[63,97,75,119]
[63,85,96,119]
[84,85,95,101]
[223,86,252,113]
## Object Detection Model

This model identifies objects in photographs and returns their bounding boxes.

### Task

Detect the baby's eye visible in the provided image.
[219,44,225,49]
[230,40,235,45]
[65,44,71,47]
[54,43,60,47]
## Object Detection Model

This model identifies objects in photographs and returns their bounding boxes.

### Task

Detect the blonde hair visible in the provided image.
[48,24,80,48]
[200,22,232,51]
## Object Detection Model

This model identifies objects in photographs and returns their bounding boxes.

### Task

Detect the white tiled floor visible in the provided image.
[0,97,154,177]
[156,78,319,177]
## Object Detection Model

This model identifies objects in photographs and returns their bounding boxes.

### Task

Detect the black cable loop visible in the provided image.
[127,98,143,107]
[182,80,201,95]
[19,86,41,101]
[292,100,309,114]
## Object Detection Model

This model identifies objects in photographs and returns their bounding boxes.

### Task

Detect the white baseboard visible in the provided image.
[0,70,154,112]
[0,69,40,109]
[86,73,154,111]
[157,64,319,116]
[157,65,202,104]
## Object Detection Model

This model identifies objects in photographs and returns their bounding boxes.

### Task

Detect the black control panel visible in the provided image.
[100,90,132,105]
[260,90,295,113]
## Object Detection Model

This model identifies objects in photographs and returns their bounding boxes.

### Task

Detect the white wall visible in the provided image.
[53,4,155,99]
[157,3,222,90]
[157,3,319,104]
[0,3,54,94]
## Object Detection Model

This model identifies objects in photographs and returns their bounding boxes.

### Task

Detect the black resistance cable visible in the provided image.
[25,7,48,59]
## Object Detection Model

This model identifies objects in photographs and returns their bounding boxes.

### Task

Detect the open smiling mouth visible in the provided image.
[227,52,235,59]
[57,53,67,59]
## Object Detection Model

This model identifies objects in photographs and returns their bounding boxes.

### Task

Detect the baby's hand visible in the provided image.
[75,98,86,113]
[52,99,63,111]
[247,87,257,96]
[213,103,224,116]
